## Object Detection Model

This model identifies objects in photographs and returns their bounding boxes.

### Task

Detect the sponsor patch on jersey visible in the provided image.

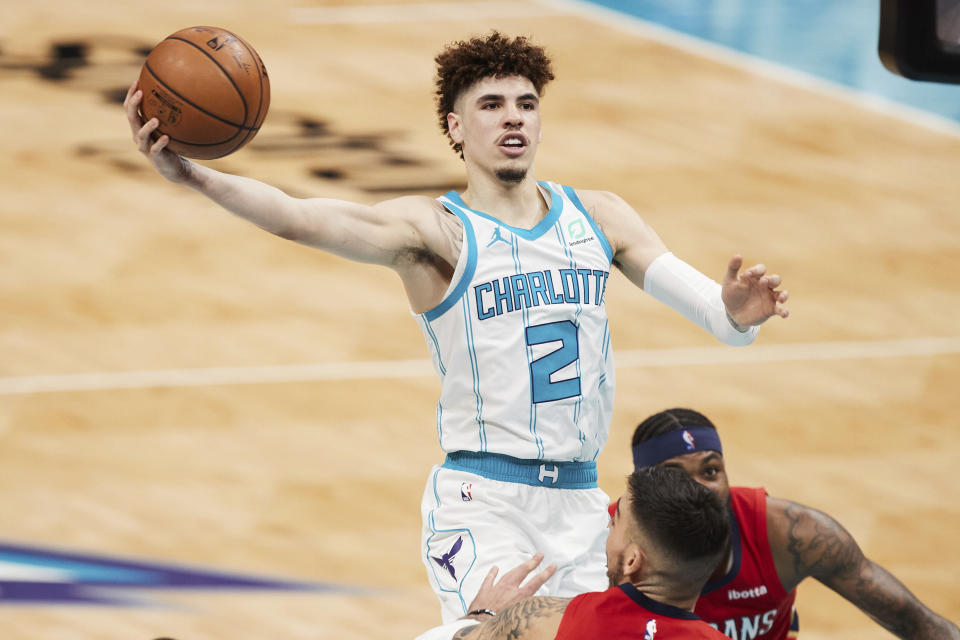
[567,219,586,239]
[566,219,596,247]
[727,584,769,600]
[567,236,596,247]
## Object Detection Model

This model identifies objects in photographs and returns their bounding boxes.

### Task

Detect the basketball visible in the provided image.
[138,26,270,159]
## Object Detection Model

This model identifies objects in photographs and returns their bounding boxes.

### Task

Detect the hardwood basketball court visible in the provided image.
[1,1,958,637]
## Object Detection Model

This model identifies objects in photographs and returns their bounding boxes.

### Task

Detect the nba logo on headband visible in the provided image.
[632,426,723,468]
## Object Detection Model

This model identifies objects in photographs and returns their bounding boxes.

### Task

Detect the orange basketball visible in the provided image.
[138,26,270,159]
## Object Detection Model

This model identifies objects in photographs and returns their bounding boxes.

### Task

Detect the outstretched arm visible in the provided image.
[767,497,960,639]
[123,81,444,268]
[577,190,787,345]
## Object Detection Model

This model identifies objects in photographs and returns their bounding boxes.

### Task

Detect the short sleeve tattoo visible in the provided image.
[453,597,569,640]
[783,501,959,639]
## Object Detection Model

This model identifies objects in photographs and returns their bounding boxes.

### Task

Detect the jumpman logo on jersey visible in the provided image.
[432,536,463,581]
[487,226,511,247]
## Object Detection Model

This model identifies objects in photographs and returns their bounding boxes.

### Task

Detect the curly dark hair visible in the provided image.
[434,31,555,158]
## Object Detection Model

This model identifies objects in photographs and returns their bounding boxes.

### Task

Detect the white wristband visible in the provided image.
[642,252,758,347]
[413,619,480,640]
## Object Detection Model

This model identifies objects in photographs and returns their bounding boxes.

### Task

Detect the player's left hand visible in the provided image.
[721,255,789,328]
[462,553,558,619]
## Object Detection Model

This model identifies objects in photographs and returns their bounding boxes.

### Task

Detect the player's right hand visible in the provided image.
[464,552,558,616]
[124,80,191,184]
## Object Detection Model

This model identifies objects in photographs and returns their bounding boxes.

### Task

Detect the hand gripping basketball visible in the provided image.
[137,26,270,159]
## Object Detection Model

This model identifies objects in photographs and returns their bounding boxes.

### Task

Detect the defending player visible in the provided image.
[631,408,960,639]
[124,32,788,620]
[416,466,733,640]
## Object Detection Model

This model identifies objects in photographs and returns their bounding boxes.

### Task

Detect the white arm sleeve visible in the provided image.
[642,252,759,347]
[413,620,480,640]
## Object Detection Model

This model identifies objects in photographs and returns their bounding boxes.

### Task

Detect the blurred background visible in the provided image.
[1,0,958,638]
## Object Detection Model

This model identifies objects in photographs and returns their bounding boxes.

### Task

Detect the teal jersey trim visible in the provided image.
[423,200,479,322]
[561,184,614,264]
[442,181,563,241]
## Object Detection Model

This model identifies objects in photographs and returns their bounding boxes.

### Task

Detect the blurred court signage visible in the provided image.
[0,36,464,197]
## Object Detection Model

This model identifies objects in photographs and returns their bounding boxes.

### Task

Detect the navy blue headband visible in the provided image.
[632,426,723,468]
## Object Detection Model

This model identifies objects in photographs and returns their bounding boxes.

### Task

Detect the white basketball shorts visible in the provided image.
[419,452,610,623]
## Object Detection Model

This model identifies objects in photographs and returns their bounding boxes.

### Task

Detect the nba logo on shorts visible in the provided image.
[644,619,657,640]
[682,429,696,451]
[460,482,473,501]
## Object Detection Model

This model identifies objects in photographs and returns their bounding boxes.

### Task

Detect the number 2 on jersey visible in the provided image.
[525,320,581,403]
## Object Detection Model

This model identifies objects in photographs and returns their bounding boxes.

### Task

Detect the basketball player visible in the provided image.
[123,32,789,620]
[630,408,960,639]
[416,466,733,640]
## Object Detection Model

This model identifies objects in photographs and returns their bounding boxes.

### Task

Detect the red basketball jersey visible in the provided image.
[556,583,729,639]
[695,487,799,639]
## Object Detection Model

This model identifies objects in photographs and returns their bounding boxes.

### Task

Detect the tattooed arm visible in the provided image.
[452,597,570,640]
[767,496,960,639]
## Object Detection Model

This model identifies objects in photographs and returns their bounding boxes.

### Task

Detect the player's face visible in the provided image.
[659,451,731,506]
[447,74,543,182]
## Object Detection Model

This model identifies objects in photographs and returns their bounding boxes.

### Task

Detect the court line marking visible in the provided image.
[289,1,563,24]
[540,0,960,139]
[1,337,958,395]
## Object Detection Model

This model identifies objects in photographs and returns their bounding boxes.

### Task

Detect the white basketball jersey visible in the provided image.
[415,181,615,461]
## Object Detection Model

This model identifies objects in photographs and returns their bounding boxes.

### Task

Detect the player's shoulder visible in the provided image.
[765,494,812,518]
[764,494,846,549]
[763,494,794,527]
[374,195,460,228]
[568,189,630,213]
[374,194,445,217]
[568,189,641,230]
[374,195,463,259]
